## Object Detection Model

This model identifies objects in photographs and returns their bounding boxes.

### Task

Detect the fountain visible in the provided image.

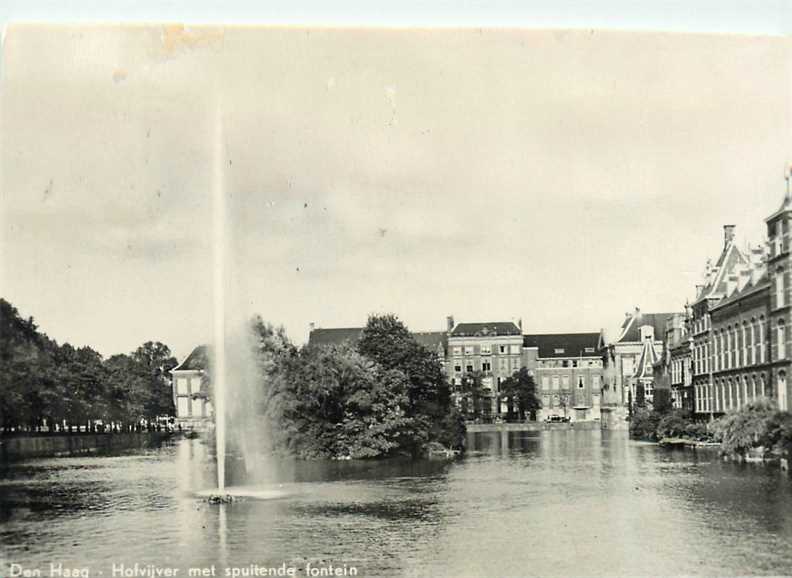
[198,104,288,503]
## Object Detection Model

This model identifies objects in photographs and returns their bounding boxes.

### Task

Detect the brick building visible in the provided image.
[524,333,603,421]
[307,318,605,422]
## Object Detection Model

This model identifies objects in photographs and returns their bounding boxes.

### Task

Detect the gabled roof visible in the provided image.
[450,322,521,337]
[695,242,749,304]
[710,271,770,312]
[634,338,659,380]
[173,345,208,371]
[522,332,601,358]
[307,327,364,347]
[615,312,676,344]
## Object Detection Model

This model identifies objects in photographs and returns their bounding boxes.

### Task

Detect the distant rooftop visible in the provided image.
[523,332,601,358]
[173,345,208,371]
[450,322,521,338]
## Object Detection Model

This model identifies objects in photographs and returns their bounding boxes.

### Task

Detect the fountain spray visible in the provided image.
[212,103,226,493]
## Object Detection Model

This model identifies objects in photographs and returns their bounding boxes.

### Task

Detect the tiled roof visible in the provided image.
[616,312,676,343]
[412,331,448,354]
[710,272,770,312]
[450,322,521,337]
[522,332,601,358]
[173,345,208,371]
[307,327,364,347]
[695,242,748,303]
[307,327,447,353]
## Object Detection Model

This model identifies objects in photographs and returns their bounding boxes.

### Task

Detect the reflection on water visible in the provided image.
[1,431,791,577]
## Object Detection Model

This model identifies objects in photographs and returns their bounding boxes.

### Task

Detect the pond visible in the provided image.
[1,430,791,577]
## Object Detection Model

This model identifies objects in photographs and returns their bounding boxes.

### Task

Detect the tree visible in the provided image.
[132,341,178,418]
[500,367,541,421]
[457,371,488,421]
[357,314,463,453]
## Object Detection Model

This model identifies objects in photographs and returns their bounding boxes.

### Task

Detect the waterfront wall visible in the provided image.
[467,421,602,433]
[0,432,174,462]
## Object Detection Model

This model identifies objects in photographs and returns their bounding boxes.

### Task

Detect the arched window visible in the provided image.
[741,375,748,407]
[778,319,786,360]
[776,267,785,308]
[725,327,732,369]
[780,371,789,411]
[759,317,766,362]
[750,318,757,365]
[741,322,748,367]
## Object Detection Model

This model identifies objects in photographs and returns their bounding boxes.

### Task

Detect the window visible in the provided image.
[552,376,560,390]
[578,377,585,389]
[466,363,474,373]
[622,357,634,376]
[554,348,565,354]
[777,268,786,308]
[499,345,507,354]
[510,344,521,355]
[561,375,570,389]
[482,361,491,372]
[778,320,786,360]
[176,377,189,395]
[750,320,757,365]
[541,376,550,390]
[585,347,595,353]
[562,360,569,368]
[452,346,462,356]
[454,363,462,373]
[572,360,578,368]
[464,346,474,356]
[480,344,491,355]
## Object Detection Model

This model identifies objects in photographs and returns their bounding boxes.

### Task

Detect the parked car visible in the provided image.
[545,415,571,423]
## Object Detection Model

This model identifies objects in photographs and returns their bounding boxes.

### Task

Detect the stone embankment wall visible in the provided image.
[0,431,173,462]
[466,421,603,433]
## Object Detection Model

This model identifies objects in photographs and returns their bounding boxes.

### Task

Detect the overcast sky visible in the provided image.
[2,25,792,360]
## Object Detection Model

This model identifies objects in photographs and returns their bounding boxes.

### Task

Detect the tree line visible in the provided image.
[0,298,177,433]
[244,314,541,459]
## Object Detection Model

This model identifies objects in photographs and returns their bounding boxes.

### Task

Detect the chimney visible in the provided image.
[724,224,736,248]
[518,318,523,331]
[309,322,316,333]
[446,315,455,332]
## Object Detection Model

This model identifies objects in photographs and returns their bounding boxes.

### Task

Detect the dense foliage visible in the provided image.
[0,298,177,432]
[258,314,465,459]
[711,398,781,458]
[499,367,541,421]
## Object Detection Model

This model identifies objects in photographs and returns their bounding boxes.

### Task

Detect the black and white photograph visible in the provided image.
[2,2,792,577]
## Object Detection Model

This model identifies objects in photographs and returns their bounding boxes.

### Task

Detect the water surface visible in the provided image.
[1,430,791,577]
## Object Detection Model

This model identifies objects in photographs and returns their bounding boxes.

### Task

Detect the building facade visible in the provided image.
[689,225,749,418]
[524,333,603,421]
[665,312,693,411]
[601,309,674,427]
[171,345,213,428]
[307,318,605,422]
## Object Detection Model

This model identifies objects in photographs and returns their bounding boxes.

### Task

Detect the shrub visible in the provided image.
[761,411,792,457]
[711,398,777,458]
[630,407,661,441]
[656,409,694,439]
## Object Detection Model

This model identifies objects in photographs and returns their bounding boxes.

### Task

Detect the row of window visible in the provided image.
[540,375,601,391]
[694,374,769,413]
[451,344,521,356]
[452,357,521,374]
[670,357,691,386]
[537,359,602,368]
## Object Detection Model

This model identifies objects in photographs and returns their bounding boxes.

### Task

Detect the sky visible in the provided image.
[2,22,792,360]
